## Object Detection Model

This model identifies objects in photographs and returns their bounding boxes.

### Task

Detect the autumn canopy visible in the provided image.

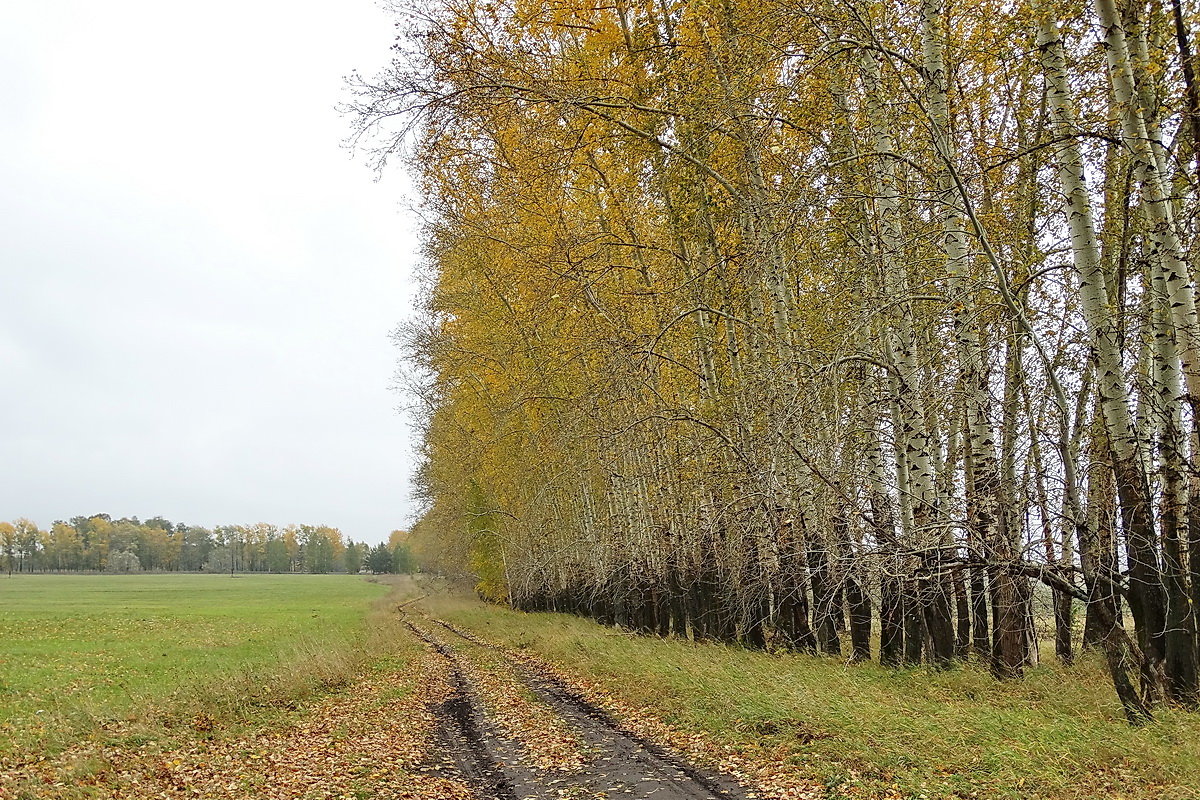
[350,0,1200,722]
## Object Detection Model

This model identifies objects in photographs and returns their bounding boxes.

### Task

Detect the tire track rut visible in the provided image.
[408,617,752,800]
[406,621,519,800]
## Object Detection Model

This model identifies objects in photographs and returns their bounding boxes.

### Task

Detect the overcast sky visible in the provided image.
[0,1,423,544]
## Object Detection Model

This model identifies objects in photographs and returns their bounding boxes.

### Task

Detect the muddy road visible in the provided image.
[408,617,753,800]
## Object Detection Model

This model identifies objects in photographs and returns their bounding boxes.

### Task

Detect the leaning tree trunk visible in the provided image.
[1035,2,1162,715]
[1093,0,1198,705]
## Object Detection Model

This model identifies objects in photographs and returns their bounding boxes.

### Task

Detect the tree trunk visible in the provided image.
[808,531,842,657]
[1036,2,1167,700]
[846,571,872,662]
[953,565,971,659]
[880,566,905,667]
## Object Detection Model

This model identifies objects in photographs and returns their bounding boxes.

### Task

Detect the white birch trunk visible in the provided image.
[1094,0,1200,408]
[1034,6,1145,473]
[860,48,938,538]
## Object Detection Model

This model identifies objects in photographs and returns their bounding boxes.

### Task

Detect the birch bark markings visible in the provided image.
[1034,1,1179,711]
[1093,0,1200,705]
[859,44,947,664]
[919,0,1008,671]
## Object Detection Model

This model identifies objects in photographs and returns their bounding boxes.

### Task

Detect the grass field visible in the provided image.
[0,573,390,757]
[423,585,1200,800]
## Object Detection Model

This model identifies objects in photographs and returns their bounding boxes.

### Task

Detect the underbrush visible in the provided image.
[422,584,1200,800]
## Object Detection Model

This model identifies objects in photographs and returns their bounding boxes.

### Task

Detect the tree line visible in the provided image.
[0,515,415,576]
[351,0,1200,722]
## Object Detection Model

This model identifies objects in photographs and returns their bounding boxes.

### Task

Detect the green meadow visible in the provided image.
[0,573,389,756]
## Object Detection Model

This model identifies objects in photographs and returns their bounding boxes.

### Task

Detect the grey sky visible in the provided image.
[1,1,421,544]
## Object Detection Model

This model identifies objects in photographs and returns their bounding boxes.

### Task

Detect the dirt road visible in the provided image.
[408,617,752,800]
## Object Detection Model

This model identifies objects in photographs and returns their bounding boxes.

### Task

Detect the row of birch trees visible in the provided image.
[352,0,1200,721]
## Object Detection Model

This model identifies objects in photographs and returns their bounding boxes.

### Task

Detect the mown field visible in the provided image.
[423,585,1200,800]
[0,573,391,758]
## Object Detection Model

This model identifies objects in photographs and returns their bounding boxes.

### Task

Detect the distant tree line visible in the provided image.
[0,515,415,576]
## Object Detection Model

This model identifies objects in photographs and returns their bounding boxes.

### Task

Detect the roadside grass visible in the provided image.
[0,573,416,760]
[422,584,1200,800]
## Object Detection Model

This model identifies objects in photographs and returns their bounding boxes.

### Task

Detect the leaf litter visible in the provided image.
[0,648,472,800]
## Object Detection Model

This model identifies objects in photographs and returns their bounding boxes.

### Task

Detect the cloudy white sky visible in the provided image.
[0,1,423,544]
